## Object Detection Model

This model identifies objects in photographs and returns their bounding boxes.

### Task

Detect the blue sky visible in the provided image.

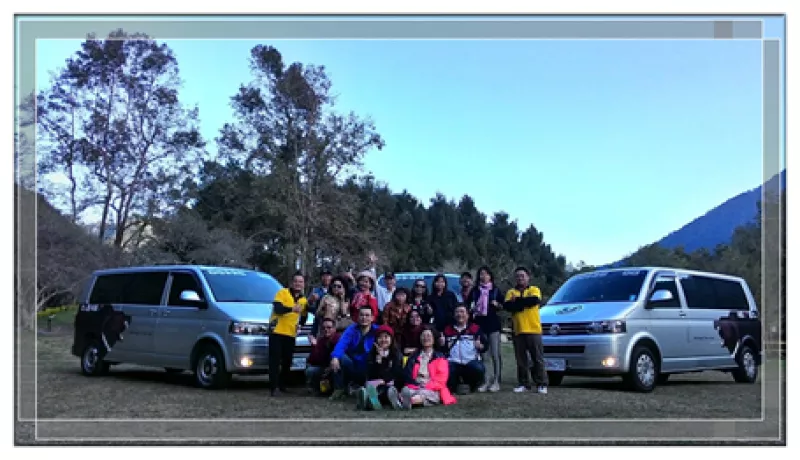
[35,17,785,266]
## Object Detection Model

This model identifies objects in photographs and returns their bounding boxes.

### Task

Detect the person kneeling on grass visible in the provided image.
[396,326,457,409]
[356,325,405,410]
[441,304,487,394]
[329,305,379,400]
[305,318,341,396]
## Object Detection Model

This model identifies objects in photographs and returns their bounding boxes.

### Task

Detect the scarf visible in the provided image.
[474,283,492,316]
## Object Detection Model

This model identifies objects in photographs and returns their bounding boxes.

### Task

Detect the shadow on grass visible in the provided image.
[66,367,310,390]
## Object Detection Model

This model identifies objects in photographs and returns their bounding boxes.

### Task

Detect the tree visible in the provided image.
[37,29,205,247]
[216,45,384,278]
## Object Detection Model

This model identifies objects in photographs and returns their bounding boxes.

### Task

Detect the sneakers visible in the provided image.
[513,385,530,393]
[387,386,403,410]
[488,382,500,393]
[477,382,490,393]
[328,389,347,401]
[399,387,413,410]
[537,385,548,395]
[365,385,382,410]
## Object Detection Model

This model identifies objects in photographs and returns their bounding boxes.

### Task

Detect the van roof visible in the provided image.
[91,265,260,275]
[579,266,746,283]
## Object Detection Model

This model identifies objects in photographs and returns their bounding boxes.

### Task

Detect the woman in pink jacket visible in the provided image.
[390,326,457,409]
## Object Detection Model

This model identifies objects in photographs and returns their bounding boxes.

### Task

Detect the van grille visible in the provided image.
[542,322,593,335]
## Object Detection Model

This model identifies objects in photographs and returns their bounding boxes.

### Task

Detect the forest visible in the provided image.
[16,30,785,340]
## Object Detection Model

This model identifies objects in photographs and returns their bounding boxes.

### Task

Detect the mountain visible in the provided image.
[603,170,786,268]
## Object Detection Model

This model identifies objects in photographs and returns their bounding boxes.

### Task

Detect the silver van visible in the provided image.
[539,267,762,392]
[71,265,314,389]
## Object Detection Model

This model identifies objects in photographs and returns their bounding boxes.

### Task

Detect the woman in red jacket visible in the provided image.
[391,326,457,409]
[350,270,379,319]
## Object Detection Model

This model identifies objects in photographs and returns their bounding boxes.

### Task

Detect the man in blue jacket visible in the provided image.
[329,305,378,400]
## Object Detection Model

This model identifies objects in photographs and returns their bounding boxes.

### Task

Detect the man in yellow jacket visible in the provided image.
[504,266,548,394]
[269,272,308,396]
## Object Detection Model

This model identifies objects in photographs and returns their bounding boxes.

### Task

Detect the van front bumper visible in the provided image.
[541,333,630,375]
[229,335,311,374]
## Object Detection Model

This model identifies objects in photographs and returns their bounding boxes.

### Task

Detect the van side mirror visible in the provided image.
[180,290,203,303]
[645,289,673,308]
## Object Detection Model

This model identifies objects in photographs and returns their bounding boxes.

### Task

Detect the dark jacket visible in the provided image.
[427,290,458,332]
[468,285,505,334]
[401,325,423,355]
[366,346,404,385]
[409,297,433,325]
[306,332,340,367]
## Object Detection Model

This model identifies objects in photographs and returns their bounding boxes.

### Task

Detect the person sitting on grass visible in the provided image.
[401,309,424,357]
[329,305,378,400]
[381,287,411,343]
[356,325,405,411]
[441,304,487,394]
[397,326,457,409]
[305,318,341,396]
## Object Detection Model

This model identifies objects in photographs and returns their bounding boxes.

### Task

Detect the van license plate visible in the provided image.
[291,357,307,370]
[545,358,566,371]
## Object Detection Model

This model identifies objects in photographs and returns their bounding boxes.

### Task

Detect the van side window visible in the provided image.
[169,273,205,307]
[680,275,749,310]
[89,272,168,305]
[649,277,681,309]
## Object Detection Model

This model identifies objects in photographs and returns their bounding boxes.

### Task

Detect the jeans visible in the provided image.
[332,354,367,390]
[514,333,548,386]
[447,359,486,391]
[305,365,325,393]
[268,332,296,392]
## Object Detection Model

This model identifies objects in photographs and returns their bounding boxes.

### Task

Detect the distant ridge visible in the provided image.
[601,169,786,268]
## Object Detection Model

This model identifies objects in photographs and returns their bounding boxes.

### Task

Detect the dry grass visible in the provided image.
[31,332,767,421]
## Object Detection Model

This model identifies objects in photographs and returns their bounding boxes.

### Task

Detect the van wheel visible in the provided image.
[80,341,110,376]
[732,344,758,383]
[623,346,658,392]
[548,372,564,386]
[193,344,231,390]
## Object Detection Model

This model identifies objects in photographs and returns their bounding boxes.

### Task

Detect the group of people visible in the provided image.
[268,264,548,411]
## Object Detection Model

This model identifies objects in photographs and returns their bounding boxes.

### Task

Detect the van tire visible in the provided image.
[192,344,231,390]
[80,341,110,377]
[732,344,758,384]
[623,346,658,393]
[548,372,564,386]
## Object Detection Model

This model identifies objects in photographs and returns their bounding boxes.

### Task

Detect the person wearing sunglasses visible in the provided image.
[311,276,352,344]
[409,279,434,325]
[305,317,341,396]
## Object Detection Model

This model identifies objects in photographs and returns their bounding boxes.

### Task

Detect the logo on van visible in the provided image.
[549,324,561,336]
[556,305,583,315]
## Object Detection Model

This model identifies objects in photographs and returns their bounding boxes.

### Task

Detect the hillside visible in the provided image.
[602,170,786,268]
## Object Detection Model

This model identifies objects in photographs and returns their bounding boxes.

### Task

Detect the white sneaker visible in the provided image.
[489,382,500,392]
[513,385,529,393]
[537,385,548,394]
[477,382,490,393]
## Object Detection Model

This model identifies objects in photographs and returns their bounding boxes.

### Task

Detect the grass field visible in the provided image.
[16,311,784,444]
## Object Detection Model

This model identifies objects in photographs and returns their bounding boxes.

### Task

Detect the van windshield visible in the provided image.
[548,270,648,305]
[201,268,283,303]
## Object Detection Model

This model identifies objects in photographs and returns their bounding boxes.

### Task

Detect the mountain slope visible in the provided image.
[601,170,786,268]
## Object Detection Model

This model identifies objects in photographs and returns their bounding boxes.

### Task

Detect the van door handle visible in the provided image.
[149,308,158,317]
[678,311,687,317]
[162,310,171,317]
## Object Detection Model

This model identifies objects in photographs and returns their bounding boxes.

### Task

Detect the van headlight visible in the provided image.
[230,322,270,335]
[588,320,626,334]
